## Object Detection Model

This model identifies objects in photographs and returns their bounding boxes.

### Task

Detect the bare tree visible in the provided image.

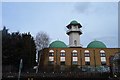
[35,32,50,73]
[35,31,50,51]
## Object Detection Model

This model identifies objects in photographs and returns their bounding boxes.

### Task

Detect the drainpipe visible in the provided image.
[93,50,96,71]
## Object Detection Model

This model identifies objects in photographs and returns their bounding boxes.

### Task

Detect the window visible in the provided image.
[48,61,54,65]
[60,62,65,65]
[60,57,65,61]
[73,57,78,61]
[85,57,90,62]
[101,57,106,65]
[72,53,77,56]
[72,50,78,65]
[72,61,77,65]
[74,40,77,46]
[85,53,90,57]
[100,50,106,57]
[100,50,106,66]
[100,53,106,57]
[60,53,65,57]
[101,62,106,65]
[49,53,54,56]
[101,57,106,62]
[84,50,90,57]
[85,62,90,65]
[84,50,90,65]
[49,57,54,61]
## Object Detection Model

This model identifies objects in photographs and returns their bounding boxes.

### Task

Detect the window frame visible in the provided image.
[49,52,54,56]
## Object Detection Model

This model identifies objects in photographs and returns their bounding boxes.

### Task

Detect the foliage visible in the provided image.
[2,26,36,72]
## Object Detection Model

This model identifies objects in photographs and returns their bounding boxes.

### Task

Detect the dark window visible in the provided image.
[74,40,77,46]
[72,61,77,65]
[72,53,77,56]
[101,62,106,65]
[48,61,54,65]
[84,53,90,57]
[60,53,65,57]
[100,53,106,57]
[85,62,90,65]
[49,53,54,56]
[60,62,65,65]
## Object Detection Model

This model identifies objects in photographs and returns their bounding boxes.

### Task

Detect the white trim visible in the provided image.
[49,57,54,61]
[61,50,65,52]
[73,57,78,61]
[49,50,54,52]
[85,57,90,61]
[84,50,90,53]
[72,50,77,53]
[60,57,65,61]
[100,50,105,53]
[101,57,106,62]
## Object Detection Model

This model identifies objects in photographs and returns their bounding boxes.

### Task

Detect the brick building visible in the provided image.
[39,20,120,72]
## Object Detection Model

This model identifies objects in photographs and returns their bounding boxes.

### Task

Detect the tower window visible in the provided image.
[74,40,77,46]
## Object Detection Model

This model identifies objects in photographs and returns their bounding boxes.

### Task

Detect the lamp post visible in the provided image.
[18,59,23,80]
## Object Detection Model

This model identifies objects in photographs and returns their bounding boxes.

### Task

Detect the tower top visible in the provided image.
[66,20,82,29]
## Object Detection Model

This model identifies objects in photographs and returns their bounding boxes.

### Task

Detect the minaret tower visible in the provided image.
[66,20,82,47]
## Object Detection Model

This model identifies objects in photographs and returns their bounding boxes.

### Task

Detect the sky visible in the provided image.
[1,2,119,48]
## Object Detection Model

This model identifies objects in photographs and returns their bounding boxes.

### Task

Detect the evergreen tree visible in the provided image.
[2,26,36,72]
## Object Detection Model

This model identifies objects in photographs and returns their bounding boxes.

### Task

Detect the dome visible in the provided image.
[66,20,82,28]
[87,40,107,48]
[70,20,79,25]
[49,40,68,48]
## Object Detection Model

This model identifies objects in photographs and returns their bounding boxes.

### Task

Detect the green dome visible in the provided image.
[66,20,82,28]
[87,40,107,48]
[70,20,79,25]
[49,40,67,48]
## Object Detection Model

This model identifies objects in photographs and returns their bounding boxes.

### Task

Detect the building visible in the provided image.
[39,20,120,73]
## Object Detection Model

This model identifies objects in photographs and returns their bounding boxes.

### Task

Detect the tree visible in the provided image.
[35,32,50,50]
[2,26,36,72]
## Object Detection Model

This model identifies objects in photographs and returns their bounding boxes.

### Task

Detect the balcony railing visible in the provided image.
[66,29,82,34]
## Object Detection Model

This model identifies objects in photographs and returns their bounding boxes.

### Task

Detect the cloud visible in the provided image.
[74,2,91,14]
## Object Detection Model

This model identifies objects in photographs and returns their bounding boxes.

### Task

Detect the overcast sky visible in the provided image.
[2,2,118,48]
